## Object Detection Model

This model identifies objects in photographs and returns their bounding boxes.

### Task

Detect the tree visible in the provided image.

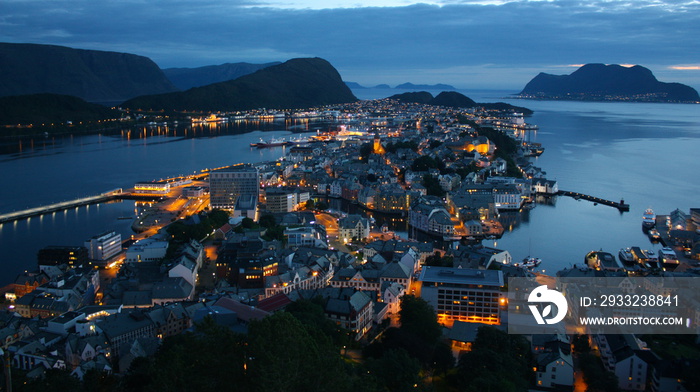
[365,349,421,392]
[315,201,329,211]
[248,312,349,392]
[398,295,442,346]
[452,326,533,392]
[304,199,315,210]
[258,213,277,229]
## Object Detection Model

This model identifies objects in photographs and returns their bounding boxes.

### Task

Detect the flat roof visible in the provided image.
[419,266,503,287]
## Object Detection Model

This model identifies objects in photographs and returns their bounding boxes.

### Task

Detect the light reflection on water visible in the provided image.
[0,93,698,284]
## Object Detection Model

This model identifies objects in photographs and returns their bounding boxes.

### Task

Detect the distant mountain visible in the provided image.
[395,82,456,90]
[374,84,391,89]
[0,93,121,126]
[519,63,699,102]
[0,42,178,103]
[344,81,367,89]
[163,62,281,90]
[388,91,434,104]
[123,58,357,112]
[389,91,532,114]
[431,91,477,108]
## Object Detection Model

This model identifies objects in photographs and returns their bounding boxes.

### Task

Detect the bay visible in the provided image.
[1,90,698,286]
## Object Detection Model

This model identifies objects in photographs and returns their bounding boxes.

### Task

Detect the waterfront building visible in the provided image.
[37,246,89,268]
[209,165,259,210]
[531,178,559,195]
[419,266,504,326]
[409,198,457,236]
[134,181,170,195]
[84,231,122,261]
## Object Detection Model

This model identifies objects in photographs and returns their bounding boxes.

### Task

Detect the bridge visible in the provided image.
[0,189,162,225]
[557,190,629,212]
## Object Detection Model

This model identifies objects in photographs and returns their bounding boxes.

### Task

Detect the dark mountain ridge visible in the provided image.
[519,63,699,102]
[124,57,358,112]
[163,62,281,90]
[389,91,532,114]
[0,42,178,103]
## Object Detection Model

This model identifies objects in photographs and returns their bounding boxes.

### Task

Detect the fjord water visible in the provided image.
[1,91,698,285]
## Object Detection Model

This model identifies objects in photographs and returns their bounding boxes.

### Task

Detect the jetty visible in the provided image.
[0,190,162,225]
[557,190,629,212]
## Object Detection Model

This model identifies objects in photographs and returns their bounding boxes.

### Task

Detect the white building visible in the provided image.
[125,239,169,263]
[534,347,574,389]
[85,231,122,261]
[338,214,370,243]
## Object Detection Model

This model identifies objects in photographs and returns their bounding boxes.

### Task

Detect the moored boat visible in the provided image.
[659,247,679,265]
[514,256,541,269]
[642,208,656,228]
[618,247,635,264]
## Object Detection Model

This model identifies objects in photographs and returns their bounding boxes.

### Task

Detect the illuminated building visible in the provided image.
[85,231,122,261]
[419,266,504,326]
[209,165,259,210]
[372,133,386,155]
[134,181,170,195]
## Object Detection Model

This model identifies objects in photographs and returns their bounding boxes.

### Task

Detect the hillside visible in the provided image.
[389,91,532,114]
[123,58,358,112]
[519,64,699,102]
[163,62,281,90]
[0,43,178,103]
[0,94,121,127]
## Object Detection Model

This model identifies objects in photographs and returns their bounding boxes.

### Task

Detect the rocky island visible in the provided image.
[518,63,699,103]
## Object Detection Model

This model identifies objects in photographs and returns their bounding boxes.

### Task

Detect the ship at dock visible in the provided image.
[642,208,656,229]
[585,250,623,271]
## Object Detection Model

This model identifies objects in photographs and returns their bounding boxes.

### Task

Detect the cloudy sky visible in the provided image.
[1,0,698,90]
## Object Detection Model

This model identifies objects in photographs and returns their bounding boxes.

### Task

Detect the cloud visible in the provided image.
[0,0,698,89]
[669,65,700,70]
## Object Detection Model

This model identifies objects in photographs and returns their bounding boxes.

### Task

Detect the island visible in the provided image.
[518,63,699,103]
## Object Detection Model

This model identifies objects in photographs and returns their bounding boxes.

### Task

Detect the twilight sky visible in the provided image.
[1,0,698,90]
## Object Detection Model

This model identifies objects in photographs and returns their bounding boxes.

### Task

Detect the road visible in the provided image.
[314,212,352,253]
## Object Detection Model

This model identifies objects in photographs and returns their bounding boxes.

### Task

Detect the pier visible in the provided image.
[557,190,630,212]
[0,190,162,225]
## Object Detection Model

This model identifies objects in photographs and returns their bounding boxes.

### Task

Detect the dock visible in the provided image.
[557,190,630,212]
[0,191,162,225]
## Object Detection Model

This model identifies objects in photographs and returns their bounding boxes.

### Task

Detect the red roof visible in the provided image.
[218,223,232,234]
[257,293,293,312]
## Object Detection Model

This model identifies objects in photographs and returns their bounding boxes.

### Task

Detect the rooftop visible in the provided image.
[419,266,503,287]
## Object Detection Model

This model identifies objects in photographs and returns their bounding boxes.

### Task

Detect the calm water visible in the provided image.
[0,90,698,284]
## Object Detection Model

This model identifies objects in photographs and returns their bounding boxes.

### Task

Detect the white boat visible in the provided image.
[643,208,656,228]
[514,257,541,269]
